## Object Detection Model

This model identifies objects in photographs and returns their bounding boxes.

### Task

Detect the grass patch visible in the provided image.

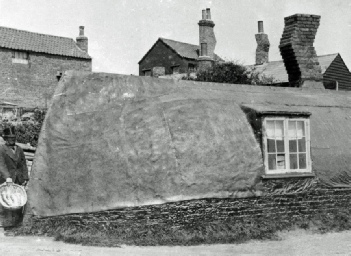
[9,208,351,247]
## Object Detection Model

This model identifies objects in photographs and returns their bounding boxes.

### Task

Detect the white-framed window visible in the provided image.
[12,51,29,64]
[263,117,311,174]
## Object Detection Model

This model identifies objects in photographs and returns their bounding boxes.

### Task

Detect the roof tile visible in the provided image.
[250,53,338,82]
[0,26,91,59]
[160,38,223,61]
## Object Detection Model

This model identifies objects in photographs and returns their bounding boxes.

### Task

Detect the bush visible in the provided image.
[183,61,277,86]
[15,109,46,147]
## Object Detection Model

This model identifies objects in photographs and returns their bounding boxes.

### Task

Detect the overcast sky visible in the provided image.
[0,0,350,75]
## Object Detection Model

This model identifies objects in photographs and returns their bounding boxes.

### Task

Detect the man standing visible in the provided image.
[0,125,29,186]
[0,125,29,227]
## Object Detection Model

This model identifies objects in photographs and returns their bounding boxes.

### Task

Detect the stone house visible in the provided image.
[138,9,223,77]
[0,26,92,108]
[252,20,351,90]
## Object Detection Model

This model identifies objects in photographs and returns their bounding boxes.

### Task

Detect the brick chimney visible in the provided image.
[76,26,88,53]
[198,8,216,71]
[255,21,270,65]
[279,14,323,89]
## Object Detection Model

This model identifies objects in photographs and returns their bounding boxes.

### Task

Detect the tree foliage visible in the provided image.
[184,61,277,85]
[15,109,46,147]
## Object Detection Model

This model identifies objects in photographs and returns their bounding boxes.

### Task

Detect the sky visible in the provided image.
[0,0,350,75]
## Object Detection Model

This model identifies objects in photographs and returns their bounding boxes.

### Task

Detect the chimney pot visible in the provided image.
[258,21,264,33]
[202,10,206,19]
[206,8,211,20]
[76,26,88,53]
[79,26,85,36]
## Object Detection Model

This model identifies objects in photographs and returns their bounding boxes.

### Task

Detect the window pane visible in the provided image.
[276,154,285,169]
[288,121,296,138]
[289,140,297,152]
[268,154,276,170]
[298,137,306,153]
[275,121,284,139]
[266,121,275,138]
[276,139,285,153]
[14,51,28,60]
[290,154,298,169]
[299,154,307,169]
[297,121,305,138]
[267,139,276,153]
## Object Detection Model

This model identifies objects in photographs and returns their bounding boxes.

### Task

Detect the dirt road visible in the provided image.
[1,228,351,256]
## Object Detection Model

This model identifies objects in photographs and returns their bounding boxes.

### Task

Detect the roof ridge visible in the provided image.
[317,53,339,57]
[250,53,340,66]
[160,37,199,48]
[0,26,76,41]
[0,26,91,59]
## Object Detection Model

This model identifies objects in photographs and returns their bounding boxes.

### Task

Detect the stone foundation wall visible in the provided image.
[31,188,351,228]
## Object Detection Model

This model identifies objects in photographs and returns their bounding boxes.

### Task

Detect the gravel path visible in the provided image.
[1,228,351,255]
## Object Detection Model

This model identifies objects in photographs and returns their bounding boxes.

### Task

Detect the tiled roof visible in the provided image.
[139,37,223,63]
[0,26,91,59]
[250,53,338,83]
[161,38,223,61]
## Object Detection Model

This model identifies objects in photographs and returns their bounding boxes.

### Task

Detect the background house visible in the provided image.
[0,26,92,108]
[251,21,351,90]
[138,9,223,77]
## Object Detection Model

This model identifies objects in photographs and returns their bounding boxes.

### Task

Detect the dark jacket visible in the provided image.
[0,144,29,185]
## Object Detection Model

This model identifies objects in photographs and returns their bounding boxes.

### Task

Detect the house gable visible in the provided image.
[323,54,351,90]
[138,39,196,76]
[138,38,223,76]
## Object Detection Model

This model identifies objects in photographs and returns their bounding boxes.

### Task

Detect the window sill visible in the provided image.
[262,172,315,179]
[12,59,28,64]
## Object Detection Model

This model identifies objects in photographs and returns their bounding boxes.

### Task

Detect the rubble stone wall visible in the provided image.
[29,189,351,228]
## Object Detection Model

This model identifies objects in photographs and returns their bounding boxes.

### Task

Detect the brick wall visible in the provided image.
[0,48,91,107]
[139,40,196,76]
[30,188,351,228]
[279,14,323,89]
[255,33,270,65]
[198,20,216,59]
